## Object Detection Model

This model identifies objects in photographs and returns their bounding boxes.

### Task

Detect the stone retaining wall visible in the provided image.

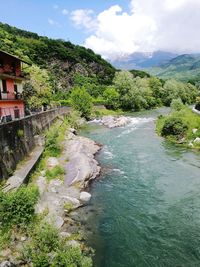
[0,107,71,179]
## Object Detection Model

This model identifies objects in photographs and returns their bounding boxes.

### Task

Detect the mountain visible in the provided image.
[149,54,200,82]
[0,22,115,91]
[110,51,178,70]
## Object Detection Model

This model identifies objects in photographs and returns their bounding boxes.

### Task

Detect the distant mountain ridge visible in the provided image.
[110,51,179,70]
[149,54,200,82]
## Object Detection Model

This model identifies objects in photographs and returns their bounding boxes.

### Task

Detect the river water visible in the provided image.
[82,108,200,267]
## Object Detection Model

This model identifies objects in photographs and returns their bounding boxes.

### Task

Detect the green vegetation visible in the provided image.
[156,106,200,148]
[23,223,92,267]
[0,185,39,249]
[46,165,65,181]
[70,87,93,119]
[0,185,39,229]
[109,71,198,111]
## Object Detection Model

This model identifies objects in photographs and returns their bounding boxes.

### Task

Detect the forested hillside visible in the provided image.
[149,54,200,83]
[0,22,115,96]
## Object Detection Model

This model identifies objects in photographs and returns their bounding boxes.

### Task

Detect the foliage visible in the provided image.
[112,71,198,111]
[23,223,93,267]
[170,98,184,111]
[129,69,151,78]
[70,87,93,119]
[46,165,65,181]
[0,186,39,229]
[103,86,120,110]
[45,126,61,157]
[161,117,188,138]
[66,110,84,129]
[156,107,200,147]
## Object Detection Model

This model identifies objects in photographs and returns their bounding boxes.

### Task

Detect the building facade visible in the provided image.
[0,50,29,122]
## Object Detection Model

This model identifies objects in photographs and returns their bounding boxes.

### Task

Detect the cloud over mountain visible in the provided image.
[70,0,200,59]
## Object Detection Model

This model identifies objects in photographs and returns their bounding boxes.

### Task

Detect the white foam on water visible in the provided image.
[88,119,102,124]
[103,146,114,159]
[113,169,125,175]
[117,117,155,137]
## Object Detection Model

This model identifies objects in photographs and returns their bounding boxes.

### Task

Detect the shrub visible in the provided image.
[45,165,65,181]
[161,117,188,138]
[23,223,93,267]
[170,98,184,111]
[0,186,39,228]
[45,126,61,157]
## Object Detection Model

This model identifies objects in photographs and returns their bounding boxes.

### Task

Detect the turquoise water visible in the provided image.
[83,109,200,267]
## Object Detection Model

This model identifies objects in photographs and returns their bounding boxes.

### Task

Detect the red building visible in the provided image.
[0,50,29,122]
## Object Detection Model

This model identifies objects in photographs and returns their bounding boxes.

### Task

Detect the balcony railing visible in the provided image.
[0,91,23,100]
[0,68,29,79]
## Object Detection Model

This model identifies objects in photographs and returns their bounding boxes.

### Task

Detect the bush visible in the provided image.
[23,223,93,267]
[45,126,61,157]
[0,186,39,228]
[170,98,184,111]
[70,87,93,120]
[161,117,188,138]
[46,165,65,181]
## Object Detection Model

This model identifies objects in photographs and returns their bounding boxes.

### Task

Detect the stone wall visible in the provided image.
[0,107,70,179]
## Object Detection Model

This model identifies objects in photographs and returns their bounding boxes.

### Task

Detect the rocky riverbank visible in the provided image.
[35,128,101,232]
[0,127,102,266]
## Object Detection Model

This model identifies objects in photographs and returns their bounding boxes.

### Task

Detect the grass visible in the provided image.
[156,106,200,147]
[46,165,65,181]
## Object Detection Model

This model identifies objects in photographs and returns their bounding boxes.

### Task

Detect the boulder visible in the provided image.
[80,192,91,203]
[101,116,129,128]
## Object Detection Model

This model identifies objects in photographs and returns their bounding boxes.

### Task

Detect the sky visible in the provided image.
[0,0,200,60]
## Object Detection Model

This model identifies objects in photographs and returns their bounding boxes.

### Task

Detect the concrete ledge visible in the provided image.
[3,145,44,192]
[192,107,200,116]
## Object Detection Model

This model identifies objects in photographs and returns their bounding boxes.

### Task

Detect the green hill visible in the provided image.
[0,22,115,90]
[149,54,200,82]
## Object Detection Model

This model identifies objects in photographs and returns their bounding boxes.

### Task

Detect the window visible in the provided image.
[2,80,7,93]
[0,58,3,68]
[11,62,16,73]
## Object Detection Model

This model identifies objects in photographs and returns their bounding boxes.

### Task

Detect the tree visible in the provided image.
[70,87,93,119]
[103,86,120,110]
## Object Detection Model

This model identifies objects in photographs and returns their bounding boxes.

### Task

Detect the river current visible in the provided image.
[82,108,200,267]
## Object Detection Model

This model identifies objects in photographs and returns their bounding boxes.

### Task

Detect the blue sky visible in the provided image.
[0,0,129,45]
[0,0,199,59]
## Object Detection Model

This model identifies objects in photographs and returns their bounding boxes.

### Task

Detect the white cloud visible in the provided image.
[71,0,200,59]
[62,9,68,16]
[70,9,97,31]
[48,18,60,27]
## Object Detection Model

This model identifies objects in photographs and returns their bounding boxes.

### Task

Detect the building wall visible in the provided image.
[0,101,24,118]
[0,107,71,179]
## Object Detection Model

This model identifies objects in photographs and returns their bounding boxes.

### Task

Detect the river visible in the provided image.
[82,108,200,267]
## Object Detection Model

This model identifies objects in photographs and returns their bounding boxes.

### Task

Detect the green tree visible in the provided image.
[70,87,93,119]
[103,86,120,110]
